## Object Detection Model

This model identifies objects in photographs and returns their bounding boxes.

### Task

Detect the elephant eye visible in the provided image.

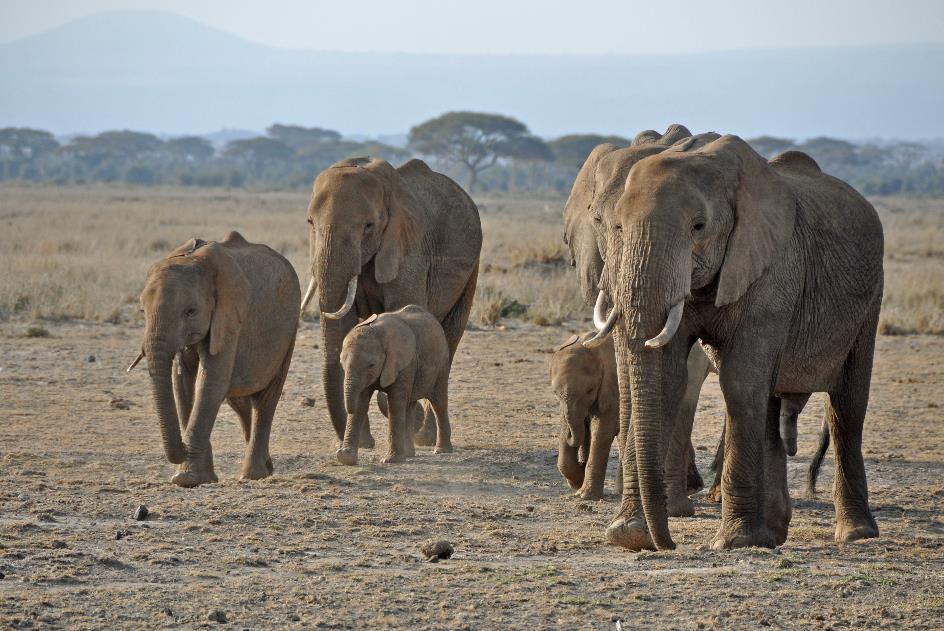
[693,220,706,232]
[185,307,197,318]
[365,222,374,231]
[591,215,602,224]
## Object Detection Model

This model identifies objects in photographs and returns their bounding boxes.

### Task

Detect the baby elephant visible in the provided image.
[550,332,620,500]
[131,232,299,487]
[337,305,451,465]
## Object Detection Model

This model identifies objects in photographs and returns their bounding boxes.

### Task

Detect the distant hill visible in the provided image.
[1,10,942,140]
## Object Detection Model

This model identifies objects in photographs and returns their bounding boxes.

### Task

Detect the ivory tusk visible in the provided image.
[644,301,684,348]
[126,351,145,372]
[592,290,609,331]
[322,276,357,320]
[583,305,619,348]
[300,277,316,313]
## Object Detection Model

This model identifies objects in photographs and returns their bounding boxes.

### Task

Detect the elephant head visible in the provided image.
[137,238,250,464]
[302,157,418,318]
[562,125,695,307]
[590,135,796,549]
[550,333,614,490]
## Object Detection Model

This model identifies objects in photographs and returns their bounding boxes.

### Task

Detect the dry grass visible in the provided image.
[0,185,941,333]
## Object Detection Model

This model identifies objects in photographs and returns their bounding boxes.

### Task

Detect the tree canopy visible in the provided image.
[409,111,550,191]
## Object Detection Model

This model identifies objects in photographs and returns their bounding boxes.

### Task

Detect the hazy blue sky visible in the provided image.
[3,0,944,54]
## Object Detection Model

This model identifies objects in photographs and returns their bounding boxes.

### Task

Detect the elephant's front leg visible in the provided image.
[382,384,411,464]
[172,347,235,487]
[576,416,615,500]
[711,387,790,550]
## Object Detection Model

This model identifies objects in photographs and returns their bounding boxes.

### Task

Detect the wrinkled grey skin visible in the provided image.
[305,158,481,452]
[136,232,299,487]
[336,305,451,465]
[562,124,716,510]
[595,138,883,551]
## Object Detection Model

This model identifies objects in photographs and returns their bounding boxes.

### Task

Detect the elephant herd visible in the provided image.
[132,127,884,553]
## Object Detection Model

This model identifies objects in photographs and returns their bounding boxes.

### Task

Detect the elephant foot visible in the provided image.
[835,515,879,544]
[433,442,453,454]
[358,432,375,449]
[381,452,406,464]
[704,484,722,504]
[667,495,696,518]
[606,515,656,551]
[336,447,358,466]
[239,459,273,481]
[574,486,603,501]
[171,468,218,488]
[710,523,783,550]
[414,427,436,447]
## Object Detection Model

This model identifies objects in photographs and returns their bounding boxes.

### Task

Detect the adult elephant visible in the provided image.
[302,157,481,448]
[563,124,718,514]
[589,137,883,551]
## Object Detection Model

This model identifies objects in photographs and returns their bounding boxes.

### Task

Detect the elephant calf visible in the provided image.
[337,305,452,465]
[132,232,300,487]
[550,333,620,500]
[551,331,710,510]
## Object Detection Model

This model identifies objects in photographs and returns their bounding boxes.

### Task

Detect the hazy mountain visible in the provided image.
[2,10,942,140]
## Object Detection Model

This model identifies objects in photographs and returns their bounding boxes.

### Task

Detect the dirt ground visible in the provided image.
[1,318,942,630]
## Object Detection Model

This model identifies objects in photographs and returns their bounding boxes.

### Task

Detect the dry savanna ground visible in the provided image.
[1,185,943,629]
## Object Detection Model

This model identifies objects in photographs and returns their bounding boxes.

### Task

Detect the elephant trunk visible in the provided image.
[557,426,585,490]
[144,343,186,464]
[314,229,361,440]
[563,400,586,449]
[624,335,674,550]
[316,228,361,318]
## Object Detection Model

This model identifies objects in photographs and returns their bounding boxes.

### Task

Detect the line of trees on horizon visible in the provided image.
[2,112,943,196]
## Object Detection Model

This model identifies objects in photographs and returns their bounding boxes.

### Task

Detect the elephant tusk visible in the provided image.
[592,290,610,331]
[300,277,317,313]
[583,305,619,348]
[644,301,684,348]
[126,351,145,373]
[322,276,357,320]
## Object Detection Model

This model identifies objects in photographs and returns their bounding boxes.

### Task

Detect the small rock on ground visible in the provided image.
[418,539,454,560]
[132,505,149,521]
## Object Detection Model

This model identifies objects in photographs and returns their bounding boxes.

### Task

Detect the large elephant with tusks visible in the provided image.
[302,157,481,449]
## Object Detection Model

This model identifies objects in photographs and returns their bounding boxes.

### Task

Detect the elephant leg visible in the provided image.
[240,339,293,481]
[806,418,831,499]
[423,264,478,447]
[686,442,704,494]
[613,435,623,496]
[429,372,453,454]
[576,416,614,501]
[413,401,438,447]
[227,396,253,443]
[827,323,879,543]
[711,385,790,550]
[705,425,725,503]
[172,348,235,488]
[664,350,707,517]
[382,389,409,464]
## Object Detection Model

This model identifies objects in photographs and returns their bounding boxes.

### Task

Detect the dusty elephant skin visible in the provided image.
[592,135,884,551]
[337,306,452,465]
[302,157,481,452]
[135,231,300,487]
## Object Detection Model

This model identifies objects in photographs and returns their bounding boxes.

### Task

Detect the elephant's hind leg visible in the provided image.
[428,371,453,455]
[828,317,880,543]
[227,397,253,443]
[240,341,294,481]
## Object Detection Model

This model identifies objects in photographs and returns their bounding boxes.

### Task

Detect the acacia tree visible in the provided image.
[409,111,548,192]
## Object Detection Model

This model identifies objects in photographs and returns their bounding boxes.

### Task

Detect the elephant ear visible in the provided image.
[555,334,580,352]
[707,136,797,307]
[201,244,251,356]
[379,320,416,388]
[368,160,419,285]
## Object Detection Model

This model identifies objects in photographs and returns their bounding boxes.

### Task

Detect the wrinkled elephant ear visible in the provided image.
[704,135,797,307]
[379,320,417,389]
[201,243,251,356]
[367,160,418,285]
